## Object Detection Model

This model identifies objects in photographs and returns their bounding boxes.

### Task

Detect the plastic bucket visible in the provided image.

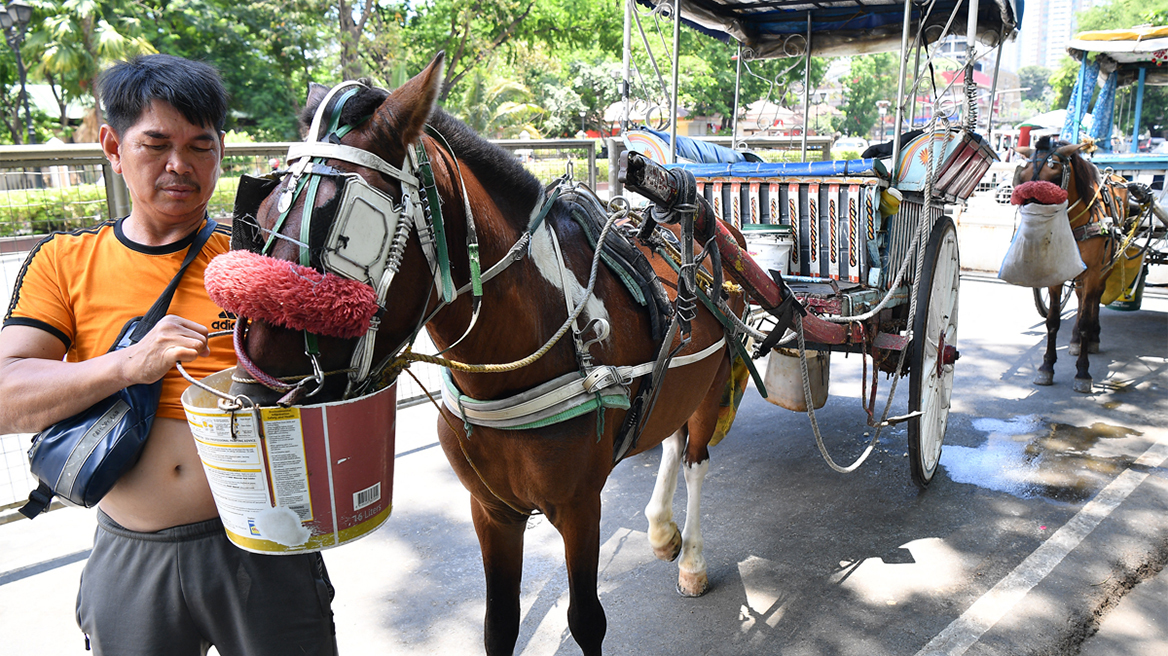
[1104,247,1146,309]
[743,224,793,276]
[1108,264,1147,311]
[182,369,396,555]
[762,348,830,412]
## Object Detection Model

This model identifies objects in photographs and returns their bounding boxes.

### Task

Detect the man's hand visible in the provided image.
[120,315,210,386]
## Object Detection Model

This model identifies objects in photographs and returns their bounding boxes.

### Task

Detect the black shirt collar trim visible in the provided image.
[113,216,206,255]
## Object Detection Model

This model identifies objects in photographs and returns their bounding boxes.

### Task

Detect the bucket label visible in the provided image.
[188,413,273,539]
[259,407,314,522]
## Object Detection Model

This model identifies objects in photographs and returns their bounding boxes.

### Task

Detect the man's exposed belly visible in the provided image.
[99,417,219,532]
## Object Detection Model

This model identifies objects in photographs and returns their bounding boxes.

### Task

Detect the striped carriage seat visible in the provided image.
[669,158,890,286]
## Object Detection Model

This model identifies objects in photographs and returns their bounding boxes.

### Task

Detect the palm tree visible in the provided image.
[457,71,544,138]
[25,0,155,140]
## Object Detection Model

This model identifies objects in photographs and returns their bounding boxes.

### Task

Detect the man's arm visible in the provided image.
[0,317,211,434]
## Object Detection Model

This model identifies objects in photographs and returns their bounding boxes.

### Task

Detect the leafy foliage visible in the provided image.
[1017,66,1052,104]
[839,53,899,138]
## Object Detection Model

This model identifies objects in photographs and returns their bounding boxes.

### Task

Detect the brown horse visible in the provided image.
[217,54,745,655]
[1013,136,1125,393]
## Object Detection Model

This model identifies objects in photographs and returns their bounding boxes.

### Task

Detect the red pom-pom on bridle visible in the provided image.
[1010,180,1067,206]
[205,250,379,339]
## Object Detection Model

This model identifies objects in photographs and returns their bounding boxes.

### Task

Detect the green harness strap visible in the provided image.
[414,142,456,302]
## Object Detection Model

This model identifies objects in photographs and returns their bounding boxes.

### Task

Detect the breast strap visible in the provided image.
[440,336,727,430]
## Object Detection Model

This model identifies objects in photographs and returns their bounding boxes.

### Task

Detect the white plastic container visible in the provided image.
[183,369,396,554]
[762,348,830,412]
[743,224,794,276]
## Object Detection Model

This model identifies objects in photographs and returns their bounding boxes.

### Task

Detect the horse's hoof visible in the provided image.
[1088,341,1100,354]
[677,569,709,597]
[1073,378,1093,394]
[1034,371,1054,386]
[652,524,682,562]
[1068,343,1080,356]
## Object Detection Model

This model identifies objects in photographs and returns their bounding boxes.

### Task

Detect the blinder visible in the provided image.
[233,166,401,287]
[319,171,401,286]
[232,172,284,252]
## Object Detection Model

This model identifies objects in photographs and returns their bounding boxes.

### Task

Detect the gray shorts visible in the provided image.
[77,510,337,656]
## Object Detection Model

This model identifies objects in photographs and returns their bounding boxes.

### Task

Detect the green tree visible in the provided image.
[839,53,898,139]
[142,0,325,140]
[24,0,156,140]
[1017,66,1052,103]
[1076,0,1168,32]
[457,71,543,137]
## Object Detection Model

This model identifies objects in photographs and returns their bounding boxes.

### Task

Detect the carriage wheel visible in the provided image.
[908,216,960,488]
[1032,282,1075,317]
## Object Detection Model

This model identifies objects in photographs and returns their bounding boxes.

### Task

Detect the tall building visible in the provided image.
[1001,0,1103,72]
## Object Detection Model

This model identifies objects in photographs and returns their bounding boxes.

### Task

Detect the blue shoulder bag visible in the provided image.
[19,220,217,519]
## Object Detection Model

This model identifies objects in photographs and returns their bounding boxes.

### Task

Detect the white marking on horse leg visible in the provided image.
[645,430,683,562]
[529,223,611,328]
[676,456,710,597]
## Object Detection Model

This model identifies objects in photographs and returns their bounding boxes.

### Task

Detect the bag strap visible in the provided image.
[128,219,218,343]
[17,481,53,519]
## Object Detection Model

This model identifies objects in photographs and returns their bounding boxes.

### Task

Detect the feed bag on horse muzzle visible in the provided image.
[998,180,1086,288]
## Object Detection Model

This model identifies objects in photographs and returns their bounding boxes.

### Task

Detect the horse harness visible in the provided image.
[1026,148,1122,243]
[231,79,733,466]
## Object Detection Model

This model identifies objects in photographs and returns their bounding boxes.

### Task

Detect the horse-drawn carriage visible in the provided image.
[1006,26,1168,393]
[180,0,1023,654]
[614,0,1019,487]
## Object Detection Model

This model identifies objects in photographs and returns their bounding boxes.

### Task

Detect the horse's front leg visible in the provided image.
[1034,283,1062,386]
[1072,279,1105,393]
[676,436,711,597]
[645,429,685,562]
[469,497,527,656]
[551,495,606,656]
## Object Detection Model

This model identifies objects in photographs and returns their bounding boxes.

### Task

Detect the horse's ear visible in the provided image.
[306,83,330,111]
[1014,146,1034,159]
[383,52,446,147]
[1058,143,1085,157]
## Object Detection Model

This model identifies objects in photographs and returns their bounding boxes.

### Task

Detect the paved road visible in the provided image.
[1,273,1165,655]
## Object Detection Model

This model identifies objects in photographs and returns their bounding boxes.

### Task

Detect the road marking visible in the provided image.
[916,435,1168,656]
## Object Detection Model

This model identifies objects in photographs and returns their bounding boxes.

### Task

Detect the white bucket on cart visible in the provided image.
[182,369,396,555]
[762,348,830,412]
[742,224,793,276]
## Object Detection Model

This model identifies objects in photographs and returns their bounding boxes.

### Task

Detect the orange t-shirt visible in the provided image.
[4,218,237,420]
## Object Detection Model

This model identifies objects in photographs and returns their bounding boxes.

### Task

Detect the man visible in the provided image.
[0,54,337,655]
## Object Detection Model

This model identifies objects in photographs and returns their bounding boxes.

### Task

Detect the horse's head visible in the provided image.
[207,54,447,406]
[1013,136,1084,189]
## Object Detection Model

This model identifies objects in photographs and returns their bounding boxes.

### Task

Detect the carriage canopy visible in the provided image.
[636,0,1022,59]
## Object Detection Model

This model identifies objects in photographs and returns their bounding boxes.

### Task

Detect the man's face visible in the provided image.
[100,100,224,227]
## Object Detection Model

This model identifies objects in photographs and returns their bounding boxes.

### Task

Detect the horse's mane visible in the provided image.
[300,84,544,227]
[1033,135,1100,200]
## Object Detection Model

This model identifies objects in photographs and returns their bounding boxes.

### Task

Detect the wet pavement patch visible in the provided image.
[941,416,1142,502]
[1023,422,1142,503]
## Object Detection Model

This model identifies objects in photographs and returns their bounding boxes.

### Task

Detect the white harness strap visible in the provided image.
[287,142,419,187]
[441,336,727,429]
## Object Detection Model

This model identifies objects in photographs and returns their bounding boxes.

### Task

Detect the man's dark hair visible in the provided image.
[99,54,228,135]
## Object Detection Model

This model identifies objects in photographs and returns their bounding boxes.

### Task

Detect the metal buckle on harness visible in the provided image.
[581,366,623,394]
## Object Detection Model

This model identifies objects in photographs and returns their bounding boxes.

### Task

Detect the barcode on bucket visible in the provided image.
[353,483,381,511]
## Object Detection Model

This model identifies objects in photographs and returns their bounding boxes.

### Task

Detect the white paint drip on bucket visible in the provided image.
[254,506,312,546]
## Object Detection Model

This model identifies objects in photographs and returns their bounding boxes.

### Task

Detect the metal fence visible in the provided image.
[0,139,598,237]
